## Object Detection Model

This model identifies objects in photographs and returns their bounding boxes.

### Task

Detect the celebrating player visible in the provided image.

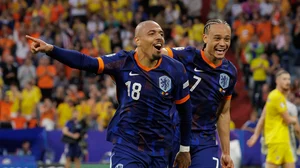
[26,20,192,168]
[163,19,237,168]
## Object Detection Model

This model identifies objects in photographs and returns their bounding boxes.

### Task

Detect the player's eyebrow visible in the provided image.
[147,29,164,34]
[213,34,231,38]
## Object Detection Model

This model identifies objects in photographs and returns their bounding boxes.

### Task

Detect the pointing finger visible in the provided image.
[25,35,39,43]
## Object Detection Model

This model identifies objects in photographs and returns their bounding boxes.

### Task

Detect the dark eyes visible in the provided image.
[148,32,164,36]
[214,37,230,41]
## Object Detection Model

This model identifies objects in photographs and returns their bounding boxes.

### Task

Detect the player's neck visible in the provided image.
[276,87,288,96]
[135,51,159,69]
[203,49,222,66]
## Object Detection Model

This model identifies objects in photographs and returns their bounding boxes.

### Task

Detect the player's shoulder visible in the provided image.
[172,46,196,51]
[161,55,187,77]
[269,89,284,99]
[162,55,185,69]
[221,59,238,76]
[169,46,197,58]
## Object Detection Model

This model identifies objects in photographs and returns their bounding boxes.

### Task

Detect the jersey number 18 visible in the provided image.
[125,81,142,100]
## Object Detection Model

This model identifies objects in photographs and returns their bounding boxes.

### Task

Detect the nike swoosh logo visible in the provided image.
[129,71,139,76]
[194,68,204,72]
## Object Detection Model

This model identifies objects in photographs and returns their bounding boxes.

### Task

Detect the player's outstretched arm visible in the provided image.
[26,35,100,73]
[247,107,266,147]
[174,99,192,168]
[217,99,234,168]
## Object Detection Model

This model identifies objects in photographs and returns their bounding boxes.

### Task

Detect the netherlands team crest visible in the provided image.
[159,76,172,92]
[219,73,230,89]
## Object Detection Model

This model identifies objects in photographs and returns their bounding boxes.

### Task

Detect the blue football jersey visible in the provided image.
[167,46,237,146]
[96,50,190,156]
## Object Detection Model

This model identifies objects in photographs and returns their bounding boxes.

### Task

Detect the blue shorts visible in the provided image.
[189,145,220,168]
[110,144,169,168]
[65,144,82,159]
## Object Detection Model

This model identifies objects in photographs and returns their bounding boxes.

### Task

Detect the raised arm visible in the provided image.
[26,35,101,74]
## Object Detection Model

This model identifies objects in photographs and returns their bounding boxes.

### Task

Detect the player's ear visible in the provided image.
[203,33,208,44]
[134,37,140,46]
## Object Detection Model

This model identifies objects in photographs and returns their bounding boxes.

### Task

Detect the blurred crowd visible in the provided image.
[1,0,300,132]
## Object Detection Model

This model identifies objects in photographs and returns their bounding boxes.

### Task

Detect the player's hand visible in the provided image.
[221,154,234,168]
[25,35,54,54]
[73,133,80,139]
[173,152,191,168]
[247,134,259,147]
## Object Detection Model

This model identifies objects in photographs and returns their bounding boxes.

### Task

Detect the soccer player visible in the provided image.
[247,70,298,168]
[163,19,237,168]
[26,20,192,168]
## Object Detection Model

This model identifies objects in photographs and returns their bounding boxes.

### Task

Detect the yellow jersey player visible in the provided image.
[248,69,298,168]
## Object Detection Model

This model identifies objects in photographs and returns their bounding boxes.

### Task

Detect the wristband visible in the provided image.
[179,145,190,152]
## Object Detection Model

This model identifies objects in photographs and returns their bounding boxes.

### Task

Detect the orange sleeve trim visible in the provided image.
[175,94,190,104]
[224,95,232,100]
[97,57,104,74]
[165,48,174,58]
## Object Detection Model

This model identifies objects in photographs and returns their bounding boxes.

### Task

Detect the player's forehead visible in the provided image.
[207,24,231,37]
[142,22,163,34]
[278,73,290,80]
[281,73,291,78]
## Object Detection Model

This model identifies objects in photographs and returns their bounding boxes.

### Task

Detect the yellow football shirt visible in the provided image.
[264,89,289,144]
[250,57,269,81]
[20,87,41,115]
[57,103,73,128]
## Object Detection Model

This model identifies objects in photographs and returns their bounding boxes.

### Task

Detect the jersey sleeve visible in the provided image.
[269,93,287,114]
[97,52,126,75]
[49,46,126,76]
[174,63,190,104]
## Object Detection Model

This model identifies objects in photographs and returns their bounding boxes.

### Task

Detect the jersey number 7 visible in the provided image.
[190,75,202,92]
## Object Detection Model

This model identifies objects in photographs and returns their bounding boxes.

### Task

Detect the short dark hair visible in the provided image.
[275,69,289,78]
[202,19,230,50]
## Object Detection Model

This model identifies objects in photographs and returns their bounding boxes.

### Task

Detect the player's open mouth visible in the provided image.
[215,49,226,55]
[154,44,162,51]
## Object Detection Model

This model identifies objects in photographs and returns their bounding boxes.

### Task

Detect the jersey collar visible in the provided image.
[200,50,222,69]
[134,52,162,72]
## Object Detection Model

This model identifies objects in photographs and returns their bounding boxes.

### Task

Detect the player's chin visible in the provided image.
[214,53,226,59]
[152,50,162,60]
[152,53,162,60]
[283,86,290,91]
